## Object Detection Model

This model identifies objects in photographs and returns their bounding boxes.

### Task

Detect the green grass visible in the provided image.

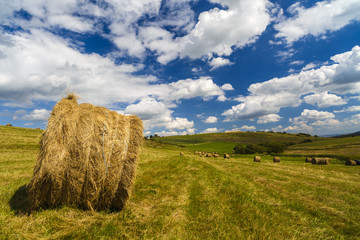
[153,131,321,146]
[286,136,360,159]
[1,126,360,239]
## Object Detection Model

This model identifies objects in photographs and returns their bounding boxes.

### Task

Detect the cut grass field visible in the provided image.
[1,126,360,239]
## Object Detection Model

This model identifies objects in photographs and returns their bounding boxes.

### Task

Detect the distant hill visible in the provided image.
[150,131,321,154]
[332,131,360,138]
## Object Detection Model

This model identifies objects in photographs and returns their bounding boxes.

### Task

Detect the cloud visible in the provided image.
[155,128,196,137]
[201,127,220,134]
[0,0,276,66]
[221,83,234,91]
[300,109,335,120]
[301,63,317,71]
[275,0,360,44]
[290,60,304,65]
[138,26,179,64]
[283,122,313,133]
[334,105,360,113]
[203,116,218,123]
[15,109,51,121]
[124,97,194,131]
[240,125,256,131]
[164,77,226,102]
[226,125,256,132]
[180,0,274,59]
[311,119,341,126]
[0,30,231,109]
[222,45,360,122]
[257,114,282,124]
[209,57,233,70]
[303,92,347,108]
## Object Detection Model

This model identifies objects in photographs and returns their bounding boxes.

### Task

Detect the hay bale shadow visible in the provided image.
[9,184,30,215]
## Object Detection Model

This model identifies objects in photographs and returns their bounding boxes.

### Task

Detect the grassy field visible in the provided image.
[286,136,360,159]
[1,126,360,239]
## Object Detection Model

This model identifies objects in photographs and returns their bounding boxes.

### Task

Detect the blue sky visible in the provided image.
[0,0,360,136]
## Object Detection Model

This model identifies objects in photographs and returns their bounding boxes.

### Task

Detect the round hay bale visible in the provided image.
[27,95,143,211]
[206,153,212,157]
[224,154,230,159]
[180,152,184,156]
[305,157,312,163]
[254,156,261,162]
[6,123,12,127]
[311,157,330,165]
[345,160,357,166]
[213,154,219,158]
[273,156,280,163]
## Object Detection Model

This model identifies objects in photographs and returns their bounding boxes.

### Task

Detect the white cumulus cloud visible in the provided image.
[275,0,360,44]
[303,92,347,108]
[300,109,335,120]
[257,114,282,124]
[180,0,274,59]
[204,116,218,123]
[222,45,360,122]
[209,57,233,70]
[15,109,51,121]
[201,127,220,134]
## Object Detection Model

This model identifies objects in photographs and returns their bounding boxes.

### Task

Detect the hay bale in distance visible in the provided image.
[345,160,357,166]
[27,94,143,211]
[213,154,219,158]
[6,123,12,127]
[224,154,230,159]
[180,152,184,156]
[254,156,261,162]
[311,157,330,165]
[273,156,280,163]
[305,157,312,163]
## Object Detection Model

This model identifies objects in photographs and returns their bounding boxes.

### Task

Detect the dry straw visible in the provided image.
[254,156,261,162]
[27,94,143,211]
[311,157,330,165]
[273,157,280,163]
[345,160,356,166]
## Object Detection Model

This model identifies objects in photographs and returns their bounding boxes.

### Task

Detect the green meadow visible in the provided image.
[1,126,360,239]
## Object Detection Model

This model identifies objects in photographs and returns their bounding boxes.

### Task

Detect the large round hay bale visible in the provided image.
[180,152,184,156]
[345,160,357,166]
[273,157,280,163]
[224,154,230,159]
[213,154,219,158]
[6,123,12,127]
[311,157,330,165]
[305,157,312,163]
[27,95,143,211]
[254,156,261,162]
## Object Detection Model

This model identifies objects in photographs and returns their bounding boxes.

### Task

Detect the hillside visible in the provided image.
[1,126,360,239]
[151,131,360,159]
[332,131,360,138]
[151,131,321,154]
